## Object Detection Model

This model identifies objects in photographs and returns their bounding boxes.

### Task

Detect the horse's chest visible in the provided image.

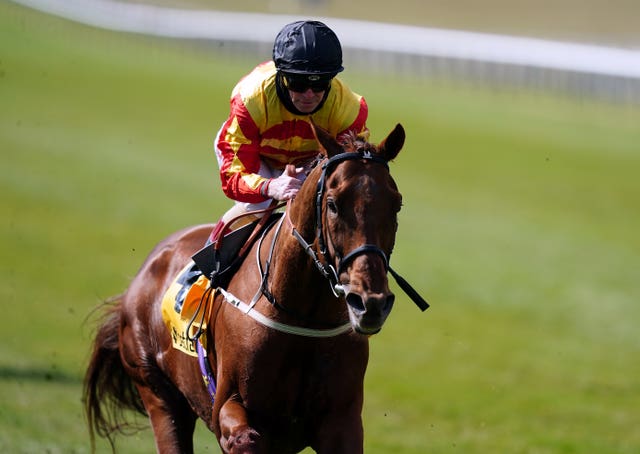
[240,340,367,407]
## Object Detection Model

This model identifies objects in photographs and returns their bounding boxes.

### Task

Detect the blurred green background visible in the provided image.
[1,1,639,453]
[136,0,640,46]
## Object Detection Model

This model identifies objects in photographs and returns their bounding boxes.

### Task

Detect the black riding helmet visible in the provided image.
[273,21,344,76]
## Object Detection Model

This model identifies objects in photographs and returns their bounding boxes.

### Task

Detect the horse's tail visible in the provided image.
[83,296,147,452]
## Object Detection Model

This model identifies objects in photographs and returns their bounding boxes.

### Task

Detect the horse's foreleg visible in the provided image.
[218,398,264,453]
[136,385,197,454]
[313,408,364,454]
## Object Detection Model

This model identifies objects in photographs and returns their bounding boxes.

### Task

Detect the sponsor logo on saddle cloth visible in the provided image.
[161,261,211,357]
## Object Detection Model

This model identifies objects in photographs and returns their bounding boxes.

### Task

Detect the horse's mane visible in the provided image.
[304,131,377,175]
[339,131,376,154]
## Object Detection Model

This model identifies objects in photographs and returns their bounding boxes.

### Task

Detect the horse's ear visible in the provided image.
[310,118,343,158]
[378,124,405,161]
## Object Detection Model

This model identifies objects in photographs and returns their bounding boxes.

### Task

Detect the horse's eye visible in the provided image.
[326,198,338,214]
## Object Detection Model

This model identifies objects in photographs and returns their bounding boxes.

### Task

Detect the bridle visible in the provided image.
[290,149,429,311]
[212,148,427,341]
[290,150,393,297]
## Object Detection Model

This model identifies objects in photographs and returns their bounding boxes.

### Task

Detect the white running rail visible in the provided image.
[11,0,640,101]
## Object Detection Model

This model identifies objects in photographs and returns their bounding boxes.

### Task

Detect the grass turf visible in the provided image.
[1,2,639,453]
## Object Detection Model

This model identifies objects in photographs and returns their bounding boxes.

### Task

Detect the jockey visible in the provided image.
[208,20,369,243]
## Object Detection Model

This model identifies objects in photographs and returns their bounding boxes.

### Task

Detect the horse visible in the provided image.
[83,122,418,453]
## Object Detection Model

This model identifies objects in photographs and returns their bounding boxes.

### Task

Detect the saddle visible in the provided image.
[192,211,283,289]
[161,209,283,356]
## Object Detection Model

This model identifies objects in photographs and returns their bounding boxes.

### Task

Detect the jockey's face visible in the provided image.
[288,88,326,113]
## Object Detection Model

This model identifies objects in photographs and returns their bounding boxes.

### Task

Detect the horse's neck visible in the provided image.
[267,205,344,321]
[273,222,328,296]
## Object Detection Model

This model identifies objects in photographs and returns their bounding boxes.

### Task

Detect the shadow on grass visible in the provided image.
[0,365,82,385]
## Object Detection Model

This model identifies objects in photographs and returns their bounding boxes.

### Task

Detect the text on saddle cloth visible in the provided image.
[160,261,211,357]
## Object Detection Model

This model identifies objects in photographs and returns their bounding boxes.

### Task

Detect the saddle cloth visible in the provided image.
[161,261,210,357]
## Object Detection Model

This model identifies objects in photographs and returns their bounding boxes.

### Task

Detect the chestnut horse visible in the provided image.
[84,123,418,453]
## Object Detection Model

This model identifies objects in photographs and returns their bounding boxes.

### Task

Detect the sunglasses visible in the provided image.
[284,75,332,93]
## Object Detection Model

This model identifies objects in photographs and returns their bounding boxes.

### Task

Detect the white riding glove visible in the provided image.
[264,165,306,201]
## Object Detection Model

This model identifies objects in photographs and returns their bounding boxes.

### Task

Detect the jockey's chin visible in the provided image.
[288,89,325,113]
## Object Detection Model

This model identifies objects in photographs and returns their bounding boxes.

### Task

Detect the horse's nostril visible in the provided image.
[346,293,365,312]
[347,292,394,315]
[384,294,395,313]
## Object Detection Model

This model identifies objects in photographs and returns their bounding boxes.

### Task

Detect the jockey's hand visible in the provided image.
[265,165,305,200]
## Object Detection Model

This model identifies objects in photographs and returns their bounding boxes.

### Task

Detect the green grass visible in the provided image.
[2,2,640,453]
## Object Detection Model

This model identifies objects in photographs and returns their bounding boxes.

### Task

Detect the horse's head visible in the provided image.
[304,122,406,335]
